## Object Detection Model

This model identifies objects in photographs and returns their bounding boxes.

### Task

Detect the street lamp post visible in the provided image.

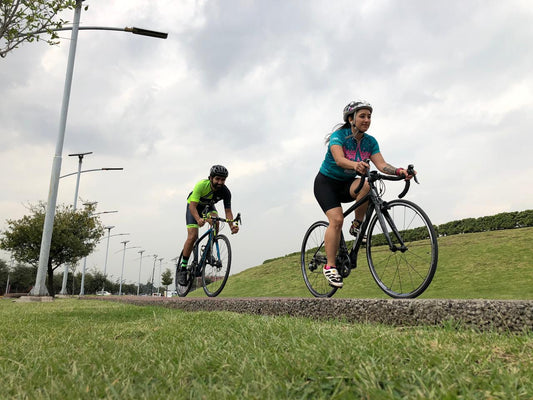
[150,254,158,295]
[118,241,140,295]
[29,0,83,297]
[71,152,92,209]
[157,258,163,294]
[59,151,90,295]
[102,225,114,291]
[29,0,167,297]
[5,257,14,295]
[137,250,145,296]
[118,240,129,296]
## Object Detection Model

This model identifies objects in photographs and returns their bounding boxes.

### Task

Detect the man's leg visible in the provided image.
[182,227,198,266]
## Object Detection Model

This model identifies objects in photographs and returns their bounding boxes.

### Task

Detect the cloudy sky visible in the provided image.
[1,0,532,287]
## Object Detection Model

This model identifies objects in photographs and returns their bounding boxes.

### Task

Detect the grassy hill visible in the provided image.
[189,227,533,299]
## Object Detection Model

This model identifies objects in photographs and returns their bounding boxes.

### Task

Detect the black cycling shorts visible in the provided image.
[314,172,355,213]
[185,203,217,227]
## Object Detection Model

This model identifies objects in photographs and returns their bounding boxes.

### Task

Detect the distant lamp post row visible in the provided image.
[101,226,130,293]
[59,151,122,295]
[78,210,118,296]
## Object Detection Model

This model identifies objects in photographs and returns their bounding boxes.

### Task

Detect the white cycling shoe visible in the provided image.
[323,266,343,288]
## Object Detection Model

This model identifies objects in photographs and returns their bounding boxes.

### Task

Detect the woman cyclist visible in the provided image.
[314,101,415,288]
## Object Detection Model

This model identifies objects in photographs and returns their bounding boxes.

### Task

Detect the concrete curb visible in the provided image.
[89,296,533,332]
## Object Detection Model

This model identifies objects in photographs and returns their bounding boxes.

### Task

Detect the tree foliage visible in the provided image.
[436,210,533,236]
[161,268,173,288]
[0,0,76,58]
[0,201,105,294]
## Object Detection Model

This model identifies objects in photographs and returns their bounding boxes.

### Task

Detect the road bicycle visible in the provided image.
[176,213,241,297]
[301,163,438,298]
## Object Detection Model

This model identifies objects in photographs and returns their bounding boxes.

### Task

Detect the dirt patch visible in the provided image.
[88,296,533,332]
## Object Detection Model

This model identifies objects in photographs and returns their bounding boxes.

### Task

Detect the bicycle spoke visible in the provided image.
[202,234,231,297]
[301,221,338,298]
[367,200,438,298]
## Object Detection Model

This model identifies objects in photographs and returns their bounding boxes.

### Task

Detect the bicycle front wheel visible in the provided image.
[366,199,438,298]
[203,234,231,297]
[301,221,338,298]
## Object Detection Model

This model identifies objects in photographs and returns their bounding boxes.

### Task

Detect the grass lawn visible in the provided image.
[203,227,533,299]
[1,299,532,399]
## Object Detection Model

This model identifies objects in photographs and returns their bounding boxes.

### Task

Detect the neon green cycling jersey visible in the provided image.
[187,179,232,209]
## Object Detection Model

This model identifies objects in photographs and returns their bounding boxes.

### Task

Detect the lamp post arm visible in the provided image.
[25,26,168,39]
[60,168,123,179]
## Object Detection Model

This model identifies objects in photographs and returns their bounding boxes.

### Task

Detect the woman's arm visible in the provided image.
[331,145,369,174]
[370,152,397,175]
[371,152,415,179]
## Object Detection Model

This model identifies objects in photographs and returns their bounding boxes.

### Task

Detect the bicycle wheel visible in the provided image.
[202,234,231,297]
[301,221,338,298]
[366,199,438,298]
[176,251,194,297]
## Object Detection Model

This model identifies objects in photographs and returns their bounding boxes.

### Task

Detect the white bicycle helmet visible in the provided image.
[343,101,373,122]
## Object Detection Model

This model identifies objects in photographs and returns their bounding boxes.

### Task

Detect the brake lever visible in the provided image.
[407,164,419,184]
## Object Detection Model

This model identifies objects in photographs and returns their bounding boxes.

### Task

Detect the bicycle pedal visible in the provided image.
[341,269,351,278]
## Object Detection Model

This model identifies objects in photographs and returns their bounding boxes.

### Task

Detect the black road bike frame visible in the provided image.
[335,165,417,278]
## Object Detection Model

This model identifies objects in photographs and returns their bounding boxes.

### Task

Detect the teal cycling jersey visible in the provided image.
[319,128,380,181]
[187,179,231,209]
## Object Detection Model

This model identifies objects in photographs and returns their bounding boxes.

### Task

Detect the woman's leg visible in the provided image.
[350,178,370,224]
[324,207,344,266]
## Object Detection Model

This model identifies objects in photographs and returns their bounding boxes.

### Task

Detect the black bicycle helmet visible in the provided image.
[210,165,228,178]
[343,101,373,122]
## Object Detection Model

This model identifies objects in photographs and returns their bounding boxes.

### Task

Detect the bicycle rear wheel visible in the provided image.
[366,199,438,298]
[301,221,338,298]
[202,234,231,297]
[176,251,194,297]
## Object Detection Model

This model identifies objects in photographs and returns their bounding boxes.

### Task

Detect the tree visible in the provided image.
[0,260,36,294]
[161,268,173,291]
[0,202,104,296]
[0,0,76,58]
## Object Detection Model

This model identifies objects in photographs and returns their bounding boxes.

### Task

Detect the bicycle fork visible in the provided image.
[374,200,408,252]
[205,235,223,268]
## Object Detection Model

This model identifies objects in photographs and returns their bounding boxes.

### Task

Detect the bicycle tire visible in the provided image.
[176,250,194,297]
[366,199,438,298]
[301,221,338,298]
[202,234,232,297]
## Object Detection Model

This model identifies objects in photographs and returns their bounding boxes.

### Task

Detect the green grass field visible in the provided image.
[1,228,532,399]
[191,227,533,299]
[0,299,532,399]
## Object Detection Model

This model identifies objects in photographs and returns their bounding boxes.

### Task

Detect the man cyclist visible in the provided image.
[177,165,239,285]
